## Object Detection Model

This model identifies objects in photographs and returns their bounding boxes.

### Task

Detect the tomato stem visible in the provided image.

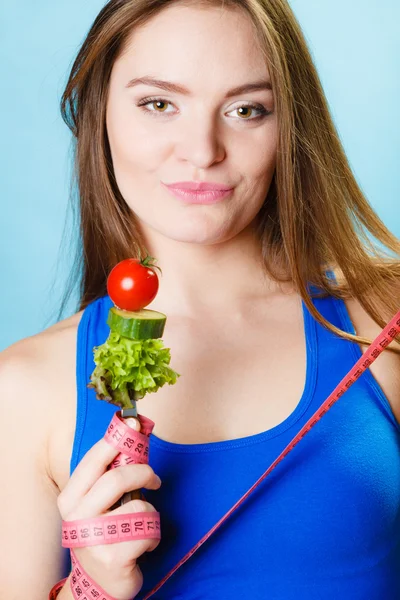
[141,254,163,275]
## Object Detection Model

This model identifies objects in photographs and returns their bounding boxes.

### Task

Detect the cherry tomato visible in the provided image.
[107,257,159,311]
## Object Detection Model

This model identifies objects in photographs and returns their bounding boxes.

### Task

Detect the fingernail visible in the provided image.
[125,417,140,431]
[156,475,162,486]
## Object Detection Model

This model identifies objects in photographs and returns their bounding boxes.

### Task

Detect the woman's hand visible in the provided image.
[57,418,162,600]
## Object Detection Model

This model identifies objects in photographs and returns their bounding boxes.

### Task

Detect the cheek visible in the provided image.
[232,124,277,181]
[240,145,277,199]
[107,106,168,176]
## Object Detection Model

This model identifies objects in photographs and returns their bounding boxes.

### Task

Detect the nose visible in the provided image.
[175,113,226,169]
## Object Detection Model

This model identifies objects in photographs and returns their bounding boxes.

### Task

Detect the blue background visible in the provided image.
[1,0,399,351]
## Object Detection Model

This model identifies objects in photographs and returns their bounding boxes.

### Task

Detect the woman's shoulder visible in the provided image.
[331,267,400,424]
[0,309,86,489]
[0,309,84,380]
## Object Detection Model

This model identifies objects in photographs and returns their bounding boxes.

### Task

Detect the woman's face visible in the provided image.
[106,3,277,245]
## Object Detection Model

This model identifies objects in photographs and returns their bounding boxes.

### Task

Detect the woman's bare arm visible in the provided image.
[0,315,162,600]
[0,324,78,599]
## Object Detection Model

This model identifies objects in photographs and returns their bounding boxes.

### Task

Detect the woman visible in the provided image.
[1,0,399,598]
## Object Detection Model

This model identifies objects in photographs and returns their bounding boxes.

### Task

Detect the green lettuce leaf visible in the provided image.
[88,332,180,409]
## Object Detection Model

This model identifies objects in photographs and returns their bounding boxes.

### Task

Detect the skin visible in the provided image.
[0,3,399,599]
[106,3,282,317]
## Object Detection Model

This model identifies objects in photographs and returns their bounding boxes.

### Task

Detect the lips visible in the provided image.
[163,181,233,192]
[161,181,233,205]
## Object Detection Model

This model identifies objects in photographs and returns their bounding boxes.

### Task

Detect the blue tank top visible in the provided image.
[68,283,400,599]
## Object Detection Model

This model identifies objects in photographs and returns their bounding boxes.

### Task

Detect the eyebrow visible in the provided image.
[125,76,272,97]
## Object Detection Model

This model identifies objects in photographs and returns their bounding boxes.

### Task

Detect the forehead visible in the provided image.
[114,4,270,86]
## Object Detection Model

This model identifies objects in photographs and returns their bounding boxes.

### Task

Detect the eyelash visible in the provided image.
[136,96,272,121]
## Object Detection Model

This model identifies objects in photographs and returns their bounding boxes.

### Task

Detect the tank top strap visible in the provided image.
[71,294,114,474]
[305,270,399,431]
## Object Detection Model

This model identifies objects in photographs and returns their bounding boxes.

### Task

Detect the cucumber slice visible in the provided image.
[107,307,166,340]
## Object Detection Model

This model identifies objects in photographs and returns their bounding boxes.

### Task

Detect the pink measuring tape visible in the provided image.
[62,414,162,550]
[50,309,400,600]
[50,414,161,600]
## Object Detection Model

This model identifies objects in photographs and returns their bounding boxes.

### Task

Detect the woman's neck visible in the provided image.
[141,223,293,317]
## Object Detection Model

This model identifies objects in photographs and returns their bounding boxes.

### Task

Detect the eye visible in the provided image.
[136,97,174,114]
[235,106,253,119]
[136,97,272,121]
[230,104,271,120]
[146,99,170,112]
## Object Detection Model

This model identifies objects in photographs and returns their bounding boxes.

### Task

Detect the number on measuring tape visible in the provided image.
[62,513,161,547]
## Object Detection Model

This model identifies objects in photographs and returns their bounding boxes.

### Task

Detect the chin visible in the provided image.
[150,217,236,245]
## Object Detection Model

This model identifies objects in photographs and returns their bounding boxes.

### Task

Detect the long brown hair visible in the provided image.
[60,0,400,353]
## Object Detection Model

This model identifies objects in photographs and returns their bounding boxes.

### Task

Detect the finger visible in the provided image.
[111,499,161,554]
[70,464,161,519]
[111,498,157,516]
[123,417,141,432]
[58,437,121,517]
[59,418,141,516]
